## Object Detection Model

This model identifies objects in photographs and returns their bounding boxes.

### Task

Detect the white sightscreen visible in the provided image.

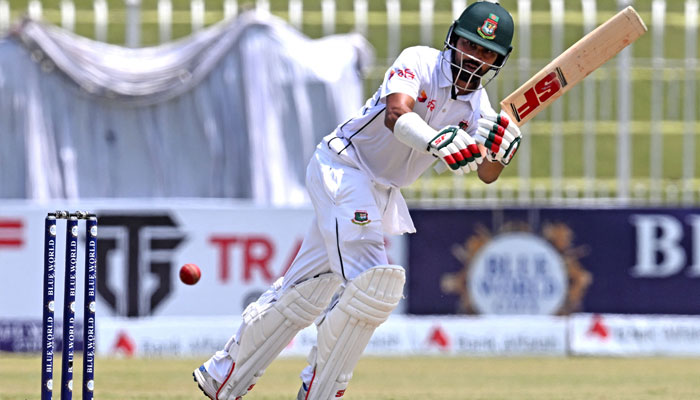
[0,11,373,205]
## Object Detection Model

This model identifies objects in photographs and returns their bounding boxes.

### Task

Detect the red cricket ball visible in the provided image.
[179,263,201,285]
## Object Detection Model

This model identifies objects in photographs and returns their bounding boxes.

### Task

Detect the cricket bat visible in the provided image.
[500,6,647,126]
[435,6,647,173]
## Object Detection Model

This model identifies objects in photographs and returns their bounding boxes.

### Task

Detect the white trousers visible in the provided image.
[283,143,390,287]
[205,143,391,385]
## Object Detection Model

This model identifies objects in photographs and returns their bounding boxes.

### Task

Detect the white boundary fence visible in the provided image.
[0,0,698,206]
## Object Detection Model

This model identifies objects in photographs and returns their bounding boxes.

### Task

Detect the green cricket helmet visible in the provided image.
[442,1,514,92]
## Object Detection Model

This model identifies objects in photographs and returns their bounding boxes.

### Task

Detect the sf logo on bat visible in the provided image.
[508,67,568,122]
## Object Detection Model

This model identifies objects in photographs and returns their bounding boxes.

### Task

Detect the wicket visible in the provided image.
[42,211,98,400]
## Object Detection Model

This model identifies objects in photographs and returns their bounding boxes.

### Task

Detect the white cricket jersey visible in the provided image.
[325,46,495,188]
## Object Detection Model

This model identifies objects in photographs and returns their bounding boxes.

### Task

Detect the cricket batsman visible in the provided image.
[194,1,521,398]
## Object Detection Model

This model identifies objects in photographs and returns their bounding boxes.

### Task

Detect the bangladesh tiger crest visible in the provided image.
[351,210,371,225]
[477,13,499,40]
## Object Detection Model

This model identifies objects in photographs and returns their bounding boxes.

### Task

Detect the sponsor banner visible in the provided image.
[90,315,566,357]
[0,320,73,352]
[0,316,419,357]
[408,208,700,315]
[17,313,700,358]
[0,202,406,319]
[404,315,567,356]
[96,316,239,357]
[570,313,700,356]
[0,320,85,352]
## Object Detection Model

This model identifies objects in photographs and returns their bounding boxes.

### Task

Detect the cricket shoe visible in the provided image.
[193,365,220,399]
[193,365,244,400]
[296,382,309,400]
[297,382,348,399]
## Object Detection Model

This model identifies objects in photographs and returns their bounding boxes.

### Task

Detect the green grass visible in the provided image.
[2,354,700,399]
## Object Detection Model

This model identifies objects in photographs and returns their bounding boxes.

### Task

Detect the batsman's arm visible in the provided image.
[384,93,415,131]
[387,93,483,175]
[477,153,504,184]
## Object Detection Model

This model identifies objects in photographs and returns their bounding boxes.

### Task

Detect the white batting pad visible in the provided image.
[305,265,405,400]
[217,273,342,399]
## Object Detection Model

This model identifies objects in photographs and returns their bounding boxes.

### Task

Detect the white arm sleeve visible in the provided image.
[393,112,437,153]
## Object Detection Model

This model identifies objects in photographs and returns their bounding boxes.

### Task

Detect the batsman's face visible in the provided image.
[454,37,499,76]
[442,35,503,94]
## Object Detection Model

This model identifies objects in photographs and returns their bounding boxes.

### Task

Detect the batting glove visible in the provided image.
[429,126,483,175]
[475,111,522,166]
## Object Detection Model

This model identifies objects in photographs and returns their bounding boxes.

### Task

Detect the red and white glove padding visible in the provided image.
[475,111,522,166]
[393,112,483,176]
[428,126,482,175]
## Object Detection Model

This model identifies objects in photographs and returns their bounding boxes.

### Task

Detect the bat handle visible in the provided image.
[498,103,524,128]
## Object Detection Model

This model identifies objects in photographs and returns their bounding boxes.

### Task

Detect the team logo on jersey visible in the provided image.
[458,120,469,130]
[477,13,499,40]
[417,90,428,103]
[389,68,415,81]
[351,210,371,225]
